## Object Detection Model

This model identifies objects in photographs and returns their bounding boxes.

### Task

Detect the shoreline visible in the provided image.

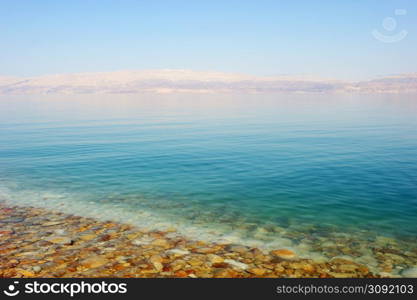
[0,202,383,278]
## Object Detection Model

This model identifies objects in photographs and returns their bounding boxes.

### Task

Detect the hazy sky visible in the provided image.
[1,0,416,79]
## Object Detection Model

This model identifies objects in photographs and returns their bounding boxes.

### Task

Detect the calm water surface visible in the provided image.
[1,93,417,267]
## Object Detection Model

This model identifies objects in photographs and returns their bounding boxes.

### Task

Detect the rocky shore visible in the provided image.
[0,203,414,278]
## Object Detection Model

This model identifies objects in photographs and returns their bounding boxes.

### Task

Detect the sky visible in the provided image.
[0,0,416,80]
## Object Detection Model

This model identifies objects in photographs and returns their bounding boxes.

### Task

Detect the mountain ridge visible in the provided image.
[1,70,416,94]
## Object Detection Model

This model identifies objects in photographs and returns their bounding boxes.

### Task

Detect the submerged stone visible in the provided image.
[270,249,296,260]
[151,238,170,247]
[193,247,217,254]
[225,245,249,254]
[79,234,96,241]
[401,267,417,278]
[80,256,109,268]
[45,236,72,245]
[43,221,64,227]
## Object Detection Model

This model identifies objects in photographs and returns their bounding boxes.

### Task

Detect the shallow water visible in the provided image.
[1,93,417,273]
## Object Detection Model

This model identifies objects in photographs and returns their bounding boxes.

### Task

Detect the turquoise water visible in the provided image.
[1,94,417,269]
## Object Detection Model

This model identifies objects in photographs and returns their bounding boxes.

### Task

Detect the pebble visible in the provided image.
[213,268,238,278]
[0,217,24,223]
[248,268,266,276]
[149,255,163,264]
[45,236,72,245]
[79,234,96,241]
[208,254,224,264]
[270,249,296,260]
[401,267,417,278]
[132,236,154,246]
[166,248,190,256]
[151,238,170,248]
[225,245,249,254]
[80,255,109,268]
[17,269,35,277]
[339,264,357,272]
[43,221,64,226]
[152,261,163,271]
[194,247,217,254]
[224,259,248,270]
[0,230,14,235]
[32,266,42,273]
[274,265,285,273]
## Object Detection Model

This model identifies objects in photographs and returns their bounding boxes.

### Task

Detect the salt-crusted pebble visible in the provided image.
[32,266,42,273]
[224,259,248,270]
[132,236,154,245]
[166,248,190,256]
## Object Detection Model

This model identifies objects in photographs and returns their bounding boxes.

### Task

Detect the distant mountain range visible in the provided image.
[1,70,417,94]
